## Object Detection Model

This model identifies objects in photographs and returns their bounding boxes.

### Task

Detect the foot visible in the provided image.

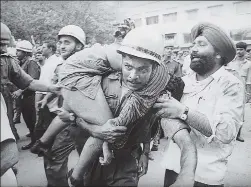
[21,142,35,150]
[30,140,51,158]
[151,144,158,151]
[26,132,31,137]
[236,136,244,142]
[68,168,84,187]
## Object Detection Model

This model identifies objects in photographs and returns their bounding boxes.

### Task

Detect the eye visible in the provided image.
[124,64,133,70]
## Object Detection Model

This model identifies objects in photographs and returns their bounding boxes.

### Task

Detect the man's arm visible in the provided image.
[76,118,127,143]
[172,129,197,186]
[138,142,150,178]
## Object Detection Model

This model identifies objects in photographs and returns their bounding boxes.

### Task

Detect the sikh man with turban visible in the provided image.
[153,22,245,187]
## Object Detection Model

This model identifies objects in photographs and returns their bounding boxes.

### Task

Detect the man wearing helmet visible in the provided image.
[31,26,196,187]
[0,22,61,186]
[12,40,41,150]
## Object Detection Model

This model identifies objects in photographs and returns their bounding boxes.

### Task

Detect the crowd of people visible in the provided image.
[1,18,251,187]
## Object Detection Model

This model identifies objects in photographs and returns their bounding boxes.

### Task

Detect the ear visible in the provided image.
[76,43,83,51]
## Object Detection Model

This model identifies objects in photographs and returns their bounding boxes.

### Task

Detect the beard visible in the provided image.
[190,53,216,75]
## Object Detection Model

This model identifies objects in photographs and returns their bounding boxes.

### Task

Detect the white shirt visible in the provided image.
[36,54,63,112]
[161,67,244,185]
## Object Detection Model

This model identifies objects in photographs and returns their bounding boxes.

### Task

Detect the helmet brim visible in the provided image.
[117,45,161,64]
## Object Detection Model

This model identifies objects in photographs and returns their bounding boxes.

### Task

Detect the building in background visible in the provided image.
[114,1,251,47]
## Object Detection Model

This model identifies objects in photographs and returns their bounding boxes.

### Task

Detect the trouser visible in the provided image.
[88,145,142,187]
[13,97,21,123]
[164,169,224,187]
[44,124,88,187]
[21,94,36,143]
[34,106,57,141]
[1,89,19,139]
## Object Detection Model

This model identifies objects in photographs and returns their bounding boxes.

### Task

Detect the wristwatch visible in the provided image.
[179,106,189,121]
[69,113,76,122]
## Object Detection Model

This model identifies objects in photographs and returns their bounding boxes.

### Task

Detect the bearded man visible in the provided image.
[154,22,244,187]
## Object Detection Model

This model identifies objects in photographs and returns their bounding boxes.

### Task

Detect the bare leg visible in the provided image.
[39,116,68,144]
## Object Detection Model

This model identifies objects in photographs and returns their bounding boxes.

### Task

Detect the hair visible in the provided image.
[43,41,56,53]
[236,41,247,50]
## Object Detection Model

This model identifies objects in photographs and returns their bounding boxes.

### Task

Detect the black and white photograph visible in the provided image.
[1,1,251,187]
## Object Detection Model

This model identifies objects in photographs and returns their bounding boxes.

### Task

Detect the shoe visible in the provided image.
[26,132,31,137]
[151,144,158,151]
[21,142,35,150]
[236,136,244,142]
[30,140,51,158]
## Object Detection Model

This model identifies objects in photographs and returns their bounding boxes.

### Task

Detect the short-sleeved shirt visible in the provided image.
[226,57,251,85]
[19,56,41,97]
[0,53,33,92]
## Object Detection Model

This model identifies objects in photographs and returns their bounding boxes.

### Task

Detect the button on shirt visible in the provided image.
[161,67,244,185]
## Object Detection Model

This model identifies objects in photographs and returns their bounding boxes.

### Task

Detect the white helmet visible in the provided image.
[16,40,33,53]
[58,25,86,46]
[117,27,164,64]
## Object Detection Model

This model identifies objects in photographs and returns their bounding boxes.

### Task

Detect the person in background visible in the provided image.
[35,46,46,67]
[12,40,41,150]
[226,41,251,142]
[154,22,244,187]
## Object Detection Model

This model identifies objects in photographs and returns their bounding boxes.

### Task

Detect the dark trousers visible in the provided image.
[88,145,142,187]
[164,169,224,187]
[34,106,57,140]
[21,94,36,143]
[44,124,88,187]
[13,97,21,123]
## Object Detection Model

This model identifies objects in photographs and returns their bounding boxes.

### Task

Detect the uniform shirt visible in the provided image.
[20,56,40,97]
[101,72,155,148]
[0,53,33,92]
[161,67,244,185]
[226,57,251,85]
[162,58,182,77]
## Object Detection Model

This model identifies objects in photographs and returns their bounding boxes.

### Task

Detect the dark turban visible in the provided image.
[191,22,236,63]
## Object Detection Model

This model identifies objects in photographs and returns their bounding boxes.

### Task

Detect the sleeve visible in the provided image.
[246,62,251,85]
[208,80,244,144]
[9,59,33,90]
[27,61,40,80]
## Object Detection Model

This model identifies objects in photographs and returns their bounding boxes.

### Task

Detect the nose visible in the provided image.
[128,69,139,80]
[191,44,198,53]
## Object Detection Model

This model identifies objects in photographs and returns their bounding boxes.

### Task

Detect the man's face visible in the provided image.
[122,54,153,91]
[236,48,246,58]
[35,52,44,62]
[16,49,26,61]
[42,43,51,58]
[164,46,173,57]
[190,35,217,75]
[246,49,251,60]
[58,36,77,60]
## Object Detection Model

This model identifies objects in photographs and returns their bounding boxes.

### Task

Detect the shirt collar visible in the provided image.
[210,66,226,81]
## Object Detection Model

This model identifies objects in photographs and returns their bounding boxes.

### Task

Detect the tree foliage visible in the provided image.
[1,1,118,45]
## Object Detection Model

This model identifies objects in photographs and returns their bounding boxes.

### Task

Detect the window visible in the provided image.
[186,9,198,20]
[208,4,223,16]
[183,33,192,43]
[234,1,251,14]
[146,15,159,25]
[163,12,177,23]
[134,18,142,27]
[164,33,176,43]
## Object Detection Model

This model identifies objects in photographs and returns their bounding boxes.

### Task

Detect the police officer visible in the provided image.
[12,40,41,149]
[0,22,62,142]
